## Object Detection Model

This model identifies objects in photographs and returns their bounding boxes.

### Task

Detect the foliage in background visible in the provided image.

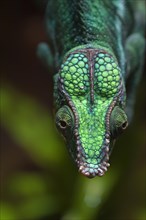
[1,81,145,220]
[1,83,119,220]
[0,0,145,219]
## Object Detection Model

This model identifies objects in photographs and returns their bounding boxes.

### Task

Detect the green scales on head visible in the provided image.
[55,49,128,177]
[37,0,145,178]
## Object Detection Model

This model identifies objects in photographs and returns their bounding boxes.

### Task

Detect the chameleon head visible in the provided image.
[54,49,128,178]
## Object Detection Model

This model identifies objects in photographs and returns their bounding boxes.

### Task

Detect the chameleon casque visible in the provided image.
[37,0,145,178]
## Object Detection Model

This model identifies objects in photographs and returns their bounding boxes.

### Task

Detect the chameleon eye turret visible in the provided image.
[38,0,145,178]
[55,105,75,139]
[110,106,128,138]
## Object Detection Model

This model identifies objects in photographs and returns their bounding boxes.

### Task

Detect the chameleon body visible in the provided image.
[37,0,145,177]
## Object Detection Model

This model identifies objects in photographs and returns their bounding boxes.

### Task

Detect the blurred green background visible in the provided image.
[0,1,146,220]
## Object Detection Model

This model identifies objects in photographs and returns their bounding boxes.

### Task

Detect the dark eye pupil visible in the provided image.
[60,120,67,128]
[122,121,128,129]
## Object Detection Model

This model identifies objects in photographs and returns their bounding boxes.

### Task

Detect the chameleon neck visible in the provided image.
[47,0,134,74]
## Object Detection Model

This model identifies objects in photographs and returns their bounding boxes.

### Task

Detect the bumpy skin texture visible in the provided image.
[38,0,145,177]
[55,48,127,177]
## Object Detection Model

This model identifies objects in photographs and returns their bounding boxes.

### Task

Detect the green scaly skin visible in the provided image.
[37,0,145,177]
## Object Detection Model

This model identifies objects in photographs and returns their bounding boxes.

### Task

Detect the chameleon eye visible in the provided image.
[55,105,74,137]
[110,106,128,138]
[59,120,67,129]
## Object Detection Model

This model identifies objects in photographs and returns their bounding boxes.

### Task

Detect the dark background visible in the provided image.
[1,1,146,220]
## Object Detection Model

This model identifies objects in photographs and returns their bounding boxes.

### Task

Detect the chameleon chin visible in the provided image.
[37,0,145,178]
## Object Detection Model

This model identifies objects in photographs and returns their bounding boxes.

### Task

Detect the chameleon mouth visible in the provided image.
[76,136,111,178]
[78,160,110,178]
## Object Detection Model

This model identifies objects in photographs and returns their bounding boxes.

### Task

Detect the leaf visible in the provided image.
[1,84,65,168]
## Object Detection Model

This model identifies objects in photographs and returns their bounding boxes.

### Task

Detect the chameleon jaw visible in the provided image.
[74,98,117,178]
[73,100,116,178]
[76,136,111,178]
[74,97,118,178]
[77,158,110,178]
